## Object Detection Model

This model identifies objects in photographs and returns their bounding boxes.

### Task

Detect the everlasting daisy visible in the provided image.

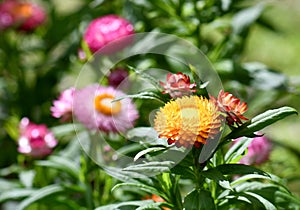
[154,96,221,148]
[160,72,196,98]
[83,15,134,54]
[51,87,75,122]
[210,90,248,126]
[18,118,57,158]
[73,84,139,133]
[0,0,46,31]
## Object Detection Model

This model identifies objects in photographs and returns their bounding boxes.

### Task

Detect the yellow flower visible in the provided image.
[154,96,221,148]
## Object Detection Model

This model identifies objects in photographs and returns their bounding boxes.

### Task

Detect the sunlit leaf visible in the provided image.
[226,106,297,139]
[15,185,64,210]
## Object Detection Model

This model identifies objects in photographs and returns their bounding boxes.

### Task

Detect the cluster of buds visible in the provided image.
[18,118,57,158]
[0,0,46,31]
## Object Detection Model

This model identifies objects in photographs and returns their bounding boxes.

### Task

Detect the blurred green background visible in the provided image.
[243,0,300,196]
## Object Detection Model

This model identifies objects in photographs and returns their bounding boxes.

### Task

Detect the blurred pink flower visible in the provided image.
[0,0,46,31]
[18,118,57,158]
[83,15,134,54]
[73,84,139,133]
[235,135,272,165]
[108,68,129,88]
[51,87,75,122]
[160,72,196,98]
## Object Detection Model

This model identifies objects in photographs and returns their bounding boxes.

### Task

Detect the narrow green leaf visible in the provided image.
[15,185,64,210]
[244,192,277,210]
[104,166,153,185]
[184,189,216,210]
[127,65,163,91]
[215,164,269,177]
[113,91,164,103]
[224,137,252,163]
[232,3,265,34]
[0,189,35,202]
[202,168,232,190]
[134,147,166,161]
[226,106,297,139]
[35,156,79,179]
[112,183,160,197]
[136,202,165,210]
[95,200,155,210]
[122,161,173,176]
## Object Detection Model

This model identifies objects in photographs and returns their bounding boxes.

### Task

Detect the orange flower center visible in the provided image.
[12,4,33,19]
[94,93,121,115]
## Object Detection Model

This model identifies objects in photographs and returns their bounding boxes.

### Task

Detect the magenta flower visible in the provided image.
[235,135,272,166]
[73,84,139,133]
[0,0,46,31]
[51,87,75,122]
[160,72,196,98]
[18,118,57,158]
[108,68,129,88]
[83,15,134,54]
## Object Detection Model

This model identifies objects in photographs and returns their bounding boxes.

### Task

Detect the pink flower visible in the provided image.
[51,87,75,122]
[73,84,139,133]
[235,135,272,165]
[83,15,134,54]
[108,68,129,88]
[18,118,57,158]
[0,0,46,31]
[160,72,196,98]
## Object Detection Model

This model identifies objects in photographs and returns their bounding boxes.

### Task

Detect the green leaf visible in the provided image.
[224,137,252,163]
[122,161,173,176]
[112,183,160,197]
[126,127,168,146]
[35,156,79,179]
[15,185,64,210]
[134,147,166,161]
[242,62,288,90]
[113,91,164,104]
[183,189,216,210]
[202,168,232,190]
[0,189,35,202]
[226,106,298,139]
[95,200,155,210]
[19,170,35,188]
[215,164,269,177]
[244,192,277,210]
[127,65,163,91]
[232,3,265,34]
[104,166,153,185]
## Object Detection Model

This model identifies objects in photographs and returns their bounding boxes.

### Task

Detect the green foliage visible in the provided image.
[0,0,300,209]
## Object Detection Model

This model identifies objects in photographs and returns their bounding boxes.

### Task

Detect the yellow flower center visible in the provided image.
[154,96,221,148]
[94,93,121,115]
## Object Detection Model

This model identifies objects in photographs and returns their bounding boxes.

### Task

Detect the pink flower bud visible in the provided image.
[160,72,196,98]
[51,87,75,122]
[18,118,57,158]
[108,68,129,88]
[83,15,134,54]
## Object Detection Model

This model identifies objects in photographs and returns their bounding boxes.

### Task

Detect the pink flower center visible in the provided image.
[94,93,121,115]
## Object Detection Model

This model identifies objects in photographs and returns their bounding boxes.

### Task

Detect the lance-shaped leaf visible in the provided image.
[226,106,297,140]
